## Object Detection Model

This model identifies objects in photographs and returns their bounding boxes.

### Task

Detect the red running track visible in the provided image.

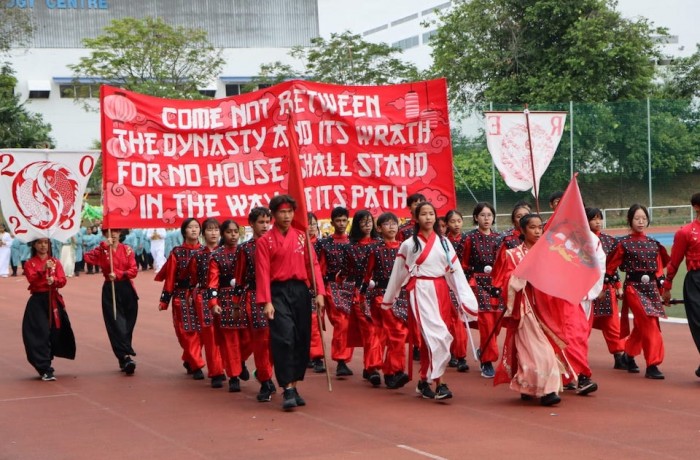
[1,273,699,460]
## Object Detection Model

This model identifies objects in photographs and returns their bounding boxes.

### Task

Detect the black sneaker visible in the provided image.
[192,368,205,380]
[520,394,533,401]
[183,361,193,375]
[696,365,700,378]
[448,357,458,368]
[563,382,576,391]
[367,370,381,387]
[434,383,453,400]
[211,375,226,389]
[228,377,241,392]
[239,363,250,381]
[307,360,315,369]
[644,365,665,380]
[282,388,297,410]
[385,372,410,389]
[540,392,561,406]
[41,370,56,381]
[336,360,353,377]
[293,388,306,406]
[456,358,469,373]
[576,374,598,395]
[416,380,435,399]
[312,358,326,373]
[623,353,640,373]
[480,362,495,379]
[256,380,275,402]
[613,352,627,370]
[123,357,136,376]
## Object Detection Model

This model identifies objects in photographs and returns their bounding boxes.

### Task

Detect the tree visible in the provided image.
[251,31,420,86]
[656,44,700,100]
[68,16,224,104]
[0,5,34,56]
[0,64,54,148]
[430,0,662,114]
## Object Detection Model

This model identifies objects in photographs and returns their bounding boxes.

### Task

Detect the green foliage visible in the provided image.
[252,31,420,86]
[68,16,224,106]
[430,0,661,114]
[0,5,34,55]
[0,64,54,148]
[656,44,700,100]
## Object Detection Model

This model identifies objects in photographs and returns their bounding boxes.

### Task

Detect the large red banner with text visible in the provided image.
[100,79,456,228]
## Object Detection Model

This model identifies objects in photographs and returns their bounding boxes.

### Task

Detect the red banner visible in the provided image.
[100,79,456,228]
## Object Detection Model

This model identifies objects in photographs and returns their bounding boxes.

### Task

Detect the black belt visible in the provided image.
[176,280,191,289]
[625,272,656,283]
[374,280,388,289]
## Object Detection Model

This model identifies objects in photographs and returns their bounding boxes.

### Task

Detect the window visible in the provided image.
[59,84,101,98]
[392,36,419,50]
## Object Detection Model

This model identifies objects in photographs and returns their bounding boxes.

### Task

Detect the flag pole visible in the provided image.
[524,105,540,213]
[107,232,117,321]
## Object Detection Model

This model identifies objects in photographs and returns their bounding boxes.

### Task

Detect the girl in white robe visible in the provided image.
[382,202,477,400]
[0,224,12,277]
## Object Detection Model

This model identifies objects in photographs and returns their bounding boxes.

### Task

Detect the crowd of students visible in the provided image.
[13,191,700,410]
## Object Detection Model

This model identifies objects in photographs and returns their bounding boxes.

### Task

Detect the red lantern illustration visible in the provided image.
[405,91,419,119]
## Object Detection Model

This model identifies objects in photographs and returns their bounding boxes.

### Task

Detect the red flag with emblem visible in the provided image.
[287,118,308,232]
[512,175,601,304]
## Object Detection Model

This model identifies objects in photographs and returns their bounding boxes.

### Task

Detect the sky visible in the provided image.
[318,0,699,58]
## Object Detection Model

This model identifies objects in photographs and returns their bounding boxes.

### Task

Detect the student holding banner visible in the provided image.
[22,238,76,381]
[84,228,139,375]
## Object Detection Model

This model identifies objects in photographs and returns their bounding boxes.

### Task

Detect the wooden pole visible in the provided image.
[524,106,540,213]
[108,234,117,321]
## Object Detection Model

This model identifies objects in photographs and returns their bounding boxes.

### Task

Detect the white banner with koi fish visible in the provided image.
[0,150,99,243]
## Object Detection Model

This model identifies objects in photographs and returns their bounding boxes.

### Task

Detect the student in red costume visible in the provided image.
[207,220,246,392]
[607,204,670,379]
[158,218,205,379]
[188,218,226,388]
[256,195,325,411]
[22,238,76,381]
[84,228,139,375]
[234,207,277,402]
[444,209,470,373]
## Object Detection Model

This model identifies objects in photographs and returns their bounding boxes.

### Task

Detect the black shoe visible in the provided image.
[228,377,241,392]
[183,361,193,375]
[123,357,136,376]
[613,352,627,370]
[456,358,469,373]
[293,388,306,406]
[416,380,435,399]
[623,353,640,373]
[434,383,453,400]
[336,360,353,377]
[367,370,381,387]
[385,371,410,389]
[312,358,326,373]
[576,374,598,395]
[413,346,420,362]
[211,375,226,388]
[645,365,665,380]
[282,388,297,410]
[41,370,56,381]
[256,380,276,402]
[448,357,458,368]
[540,392,561,406]
[307,360,315,369]
[563,382,576,391]
[239,364,250,381]
[520,394,533,401]
[696,365,700,378]
[480,362,495,379]
[192,368,205,380]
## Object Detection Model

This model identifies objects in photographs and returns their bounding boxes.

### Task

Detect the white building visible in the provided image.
[6,0,319,150]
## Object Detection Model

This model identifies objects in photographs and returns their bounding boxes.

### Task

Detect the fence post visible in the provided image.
[647,97,653,220]
[570,101,574,179]
[490,102,496,217]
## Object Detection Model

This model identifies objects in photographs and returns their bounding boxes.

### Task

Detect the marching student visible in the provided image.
[157,218,205,379]
[362,212,410,389]
[607,204,670,379]
[207,220,247,392]
[397,193,426,242]
[496,201,532,251]
[22,238,76,380]
[255,195,325,410]
[664,193,700,378]
[491,214,567,406]
[316,206,354,377]
[444,210,470,373]
[188,218,226,388]
[84,228,139,375]
[586,207,626,370]
[462,202,504,379]
[234,207,277,402]
[382,202,478,401]
[345,209,382,386]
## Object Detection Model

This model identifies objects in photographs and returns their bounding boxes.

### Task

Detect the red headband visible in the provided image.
[277,203,293,211]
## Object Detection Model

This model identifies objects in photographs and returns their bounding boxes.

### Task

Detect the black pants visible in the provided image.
[269,280,312,388]
[684,270,700,355]
[101,280,139,362]
[22,293,76,375]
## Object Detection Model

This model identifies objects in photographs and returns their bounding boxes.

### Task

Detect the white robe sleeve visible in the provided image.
[381,241,411,310]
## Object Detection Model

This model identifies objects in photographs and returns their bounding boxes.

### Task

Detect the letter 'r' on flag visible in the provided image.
[512,174,602,305]
[287,117,308,232]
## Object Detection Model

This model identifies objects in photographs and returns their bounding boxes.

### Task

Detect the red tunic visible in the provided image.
[25,256,67,293]
[255,226,325,304]
[666,220,700,290]
[83,242,138,291]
